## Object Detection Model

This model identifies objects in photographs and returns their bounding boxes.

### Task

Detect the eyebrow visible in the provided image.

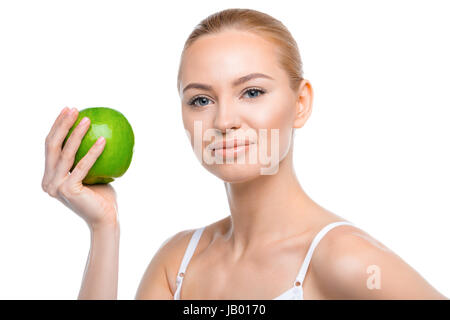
[182,73,274,94]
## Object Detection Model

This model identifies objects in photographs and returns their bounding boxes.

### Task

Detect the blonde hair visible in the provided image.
[177,8,304,93]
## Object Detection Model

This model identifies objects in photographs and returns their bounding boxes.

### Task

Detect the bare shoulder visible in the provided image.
[135,218,225,300]
[311,223,447,299]
[135,228,197,299]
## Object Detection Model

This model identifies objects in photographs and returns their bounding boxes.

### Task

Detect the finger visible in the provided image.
[50,107,79,151]
[53,116,91,181]
[44,107,70,175]
[67,136,106,184]
[46,107,70,141]
[45,107,80,173]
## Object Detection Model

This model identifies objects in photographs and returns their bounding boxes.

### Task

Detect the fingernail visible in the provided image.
[69,107,77,116]
[79,117,89,126]
[60,107,69,115]
[95,136,105,145]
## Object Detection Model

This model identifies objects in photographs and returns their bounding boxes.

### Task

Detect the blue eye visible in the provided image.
[243,88,265,99]
[188,96,211,107]
[187,87,266,108]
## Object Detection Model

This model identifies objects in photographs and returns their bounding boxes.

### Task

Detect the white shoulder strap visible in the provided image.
[295,221,355,284]
[177,227,205,276]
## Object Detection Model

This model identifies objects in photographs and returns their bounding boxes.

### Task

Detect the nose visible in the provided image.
[213,100,241,133]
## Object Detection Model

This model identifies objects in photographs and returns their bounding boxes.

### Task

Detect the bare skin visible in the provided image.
[43,29,447,300]
[144,213,448,299]
[42,106,119,299]
[137,29,447,300]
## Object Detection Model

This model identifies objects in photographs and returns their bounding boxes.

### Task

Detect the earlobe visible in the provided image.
[293,100,306,129]
[293,79,313,129]
[293,112,305,129]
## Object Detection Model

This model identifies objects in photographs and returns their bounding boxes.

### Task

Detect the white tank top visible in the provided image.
[173,220,355,300]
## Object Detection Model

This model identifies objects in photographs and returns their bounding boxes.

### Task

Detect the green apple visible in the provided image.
[62,107,135,185]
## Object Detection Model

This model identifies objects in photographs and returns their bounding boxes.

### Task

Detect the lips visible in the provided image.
[207,138,253,151]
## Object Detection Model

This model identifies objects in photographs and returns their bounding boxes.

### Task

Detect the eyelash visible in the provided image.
[187,87,266,107]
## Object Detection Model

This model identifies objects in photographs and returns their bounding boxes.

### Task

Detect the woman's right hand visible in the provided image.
[42,107,119,230]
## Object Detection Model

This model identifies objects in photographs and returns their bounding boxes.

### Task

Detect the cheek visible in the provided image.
[244,92,293,128]
[243,95,295,154]
[182,109,200,148]
[182,108,215,148]
[181,110,193,145]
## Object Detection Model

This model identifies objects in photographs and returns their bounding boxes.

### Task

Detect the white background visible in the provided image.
[0,0,448,299]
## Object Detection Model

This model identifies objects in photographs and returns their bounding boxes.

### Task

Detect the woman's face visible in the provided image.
[179,29,310,183]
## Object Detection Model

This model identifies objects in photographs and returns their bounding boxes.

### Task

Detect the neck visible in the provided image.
[223,146,315,256]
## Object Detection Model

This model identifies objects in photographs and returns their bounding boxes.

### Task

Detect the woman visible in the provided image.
[42,8,447,300]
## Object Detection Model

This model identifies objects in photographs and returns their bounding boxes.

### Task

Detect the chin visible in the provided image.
[202,162,270,183]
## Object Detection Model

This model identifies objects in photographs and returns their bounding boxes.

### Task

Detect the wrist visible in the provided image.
[89,219,120,235]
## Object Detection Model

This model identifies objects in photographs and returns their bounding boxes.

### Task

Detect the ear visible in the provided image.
[293,79,313,129]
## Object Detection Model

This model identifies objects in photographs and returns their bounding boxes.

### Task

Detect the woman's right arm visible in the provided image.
[78,222,120,299]
[42,107,121,299]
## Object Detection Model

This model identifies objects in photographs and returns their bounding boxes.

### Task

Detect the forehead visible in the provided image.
[180,30,282,86]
